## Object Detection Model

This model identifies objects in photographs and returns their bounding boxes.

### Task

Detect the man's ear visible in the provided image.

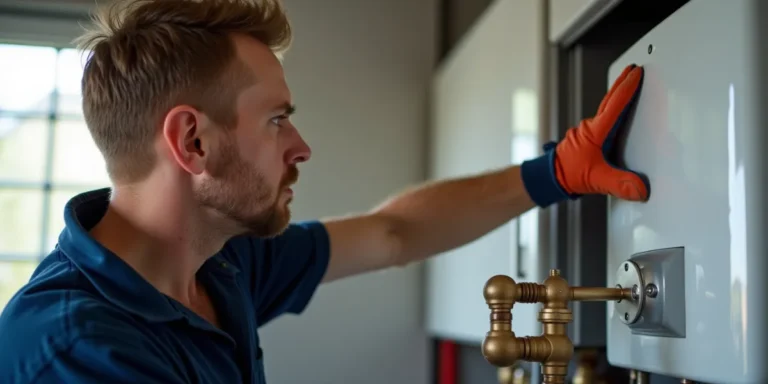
[161,105,211,175]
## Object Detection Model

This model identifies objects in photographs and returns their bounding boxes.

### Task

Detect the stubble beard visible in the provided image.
[195,138,297,239]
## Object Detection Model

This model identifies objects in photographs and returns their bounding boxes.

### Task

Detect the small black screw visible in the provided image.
[648,44,654,54]
[624,263,629,271]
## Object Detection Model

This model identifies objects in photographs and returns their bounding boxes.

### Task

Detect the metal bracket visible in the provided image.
[613,247,686,338]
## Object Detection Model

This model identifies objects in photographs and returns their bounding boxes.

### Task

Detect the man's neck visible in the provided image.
[89,184,230,305]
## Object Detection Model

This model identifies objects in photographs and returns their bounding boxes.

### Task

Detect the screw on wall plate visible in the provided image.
[648,44,654,54]
[645,284,658,298]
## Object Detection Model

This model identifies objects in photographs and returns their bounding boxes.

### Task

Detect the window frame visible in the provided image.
[0,12,84,49]
[0,10,107,263]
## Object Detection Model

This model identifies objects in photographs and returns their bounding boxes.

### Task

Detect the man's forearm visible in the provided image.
[374,165,535,263]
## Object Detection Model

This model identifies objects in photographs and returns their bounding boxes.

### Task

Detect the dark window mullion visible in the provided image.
[0,181,46,189]
[0,253,39,263]
[0,110,81,121]
[38,47,61,260]
[0,180,106,191]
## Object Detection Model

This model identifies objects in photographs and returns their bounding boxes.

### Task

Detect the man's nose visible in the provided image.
[286,129,311,164]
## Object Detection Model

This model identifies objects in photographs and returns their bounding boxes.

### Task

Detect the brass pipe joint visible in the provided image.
[482,269,633,384]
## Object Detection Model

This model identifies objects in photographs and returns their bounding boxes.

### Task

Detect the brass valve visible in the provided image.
[482,269,633,384]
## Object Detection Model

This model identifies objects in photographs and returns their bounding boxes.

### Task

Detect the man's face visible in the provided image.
[194,36,311,238]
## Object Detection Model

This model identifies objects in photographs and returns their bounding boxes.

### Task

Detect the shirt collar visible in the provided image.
[57,188,238,323]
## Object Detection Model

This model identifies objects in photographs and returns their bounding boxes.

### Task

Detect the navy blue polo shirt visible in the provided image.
[0,188,330,384]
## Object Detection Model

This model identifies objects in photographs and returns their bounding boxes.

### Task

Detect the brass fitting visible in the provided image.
[629,370,649,384]
[498,364,530,384]
[482,269,633,384]
[572,349,605,384]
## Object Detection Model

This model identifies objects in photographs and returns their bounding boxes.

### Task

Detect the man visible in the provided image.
[0,0,648,383]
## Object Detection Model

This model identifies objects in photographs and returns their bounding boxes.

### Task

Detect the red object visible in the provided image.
[437,340,458,384]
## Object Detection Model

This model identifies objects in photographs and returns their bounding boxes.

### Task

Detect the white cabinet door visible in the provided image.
[425,0,545,344]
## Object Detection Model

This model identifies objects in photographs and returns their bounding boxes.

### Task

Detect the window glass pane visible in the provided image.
[0,44,57,114]
[52,119,110,185]
[0,260,38,311]
[47,188,98,252]
[0,189,43,255]
[56,48,87,117]
[0,117,49,182]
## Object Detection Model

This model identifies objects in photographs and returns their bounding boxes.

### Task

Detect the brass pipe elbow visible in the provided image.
[482,275,522,367]
[482,270,633,383]
[482,331,524,367]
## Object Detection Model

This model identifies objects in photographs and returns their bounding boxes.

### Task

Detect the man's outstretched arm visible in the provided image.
[322,166,533,282]
[322,64,649,283]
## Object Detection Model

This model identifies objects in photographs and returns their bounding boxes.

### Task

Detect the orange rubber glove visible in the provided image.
[521,64,650,207]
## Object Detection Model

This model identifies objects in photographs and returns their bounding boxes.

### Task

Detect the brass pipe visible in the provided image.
[482,269,637,384]
[571,286,632,301]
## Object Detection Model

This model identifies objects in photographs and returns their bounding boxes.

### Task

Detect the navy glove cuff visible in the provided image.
[520,142,580,208]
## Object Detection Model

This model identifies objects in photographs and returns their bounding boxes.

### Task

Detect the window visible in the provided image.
[0,43,109,310]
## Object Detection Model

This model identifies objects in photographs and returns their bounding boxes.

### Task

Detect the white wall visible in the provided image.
[549,0,596,41]
[548,0,622,44]
[0,0,438,383]
[260,1,437,383]
[426,0,545,344]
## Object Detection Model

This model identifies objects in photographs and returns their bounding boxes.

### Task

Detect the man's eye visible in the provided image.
[271,115,287,125]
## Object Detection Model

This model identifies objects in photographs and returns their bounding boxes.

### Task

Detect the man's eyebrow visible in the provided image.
[274,102,296,115]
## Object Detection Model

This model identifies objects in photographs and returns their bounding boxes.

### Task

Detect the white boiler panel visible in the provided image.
[606,0,768,383]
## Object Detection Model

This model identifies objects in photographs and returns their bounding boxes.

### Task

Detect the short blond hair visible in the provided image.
[75,0,292,183]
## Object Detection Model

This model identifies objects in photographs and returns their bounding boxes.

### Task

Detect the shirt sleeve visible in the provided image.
[223,220,331,327]
[34,334,185,384]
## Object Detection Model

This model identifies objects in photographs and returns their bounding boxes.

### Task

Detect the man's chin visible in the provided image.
[249,211,291,238]
[258,220,290,239]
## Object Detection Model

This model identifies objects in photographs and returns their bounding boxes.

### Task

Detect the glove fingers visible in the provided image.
[593,66,644,144]
[598,64,636,114]
[592,161,650,201]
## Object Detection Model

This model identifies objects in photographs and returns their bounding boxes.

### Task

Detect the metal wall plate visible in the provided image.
[623,247,686,338]
[614,260,644,325]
